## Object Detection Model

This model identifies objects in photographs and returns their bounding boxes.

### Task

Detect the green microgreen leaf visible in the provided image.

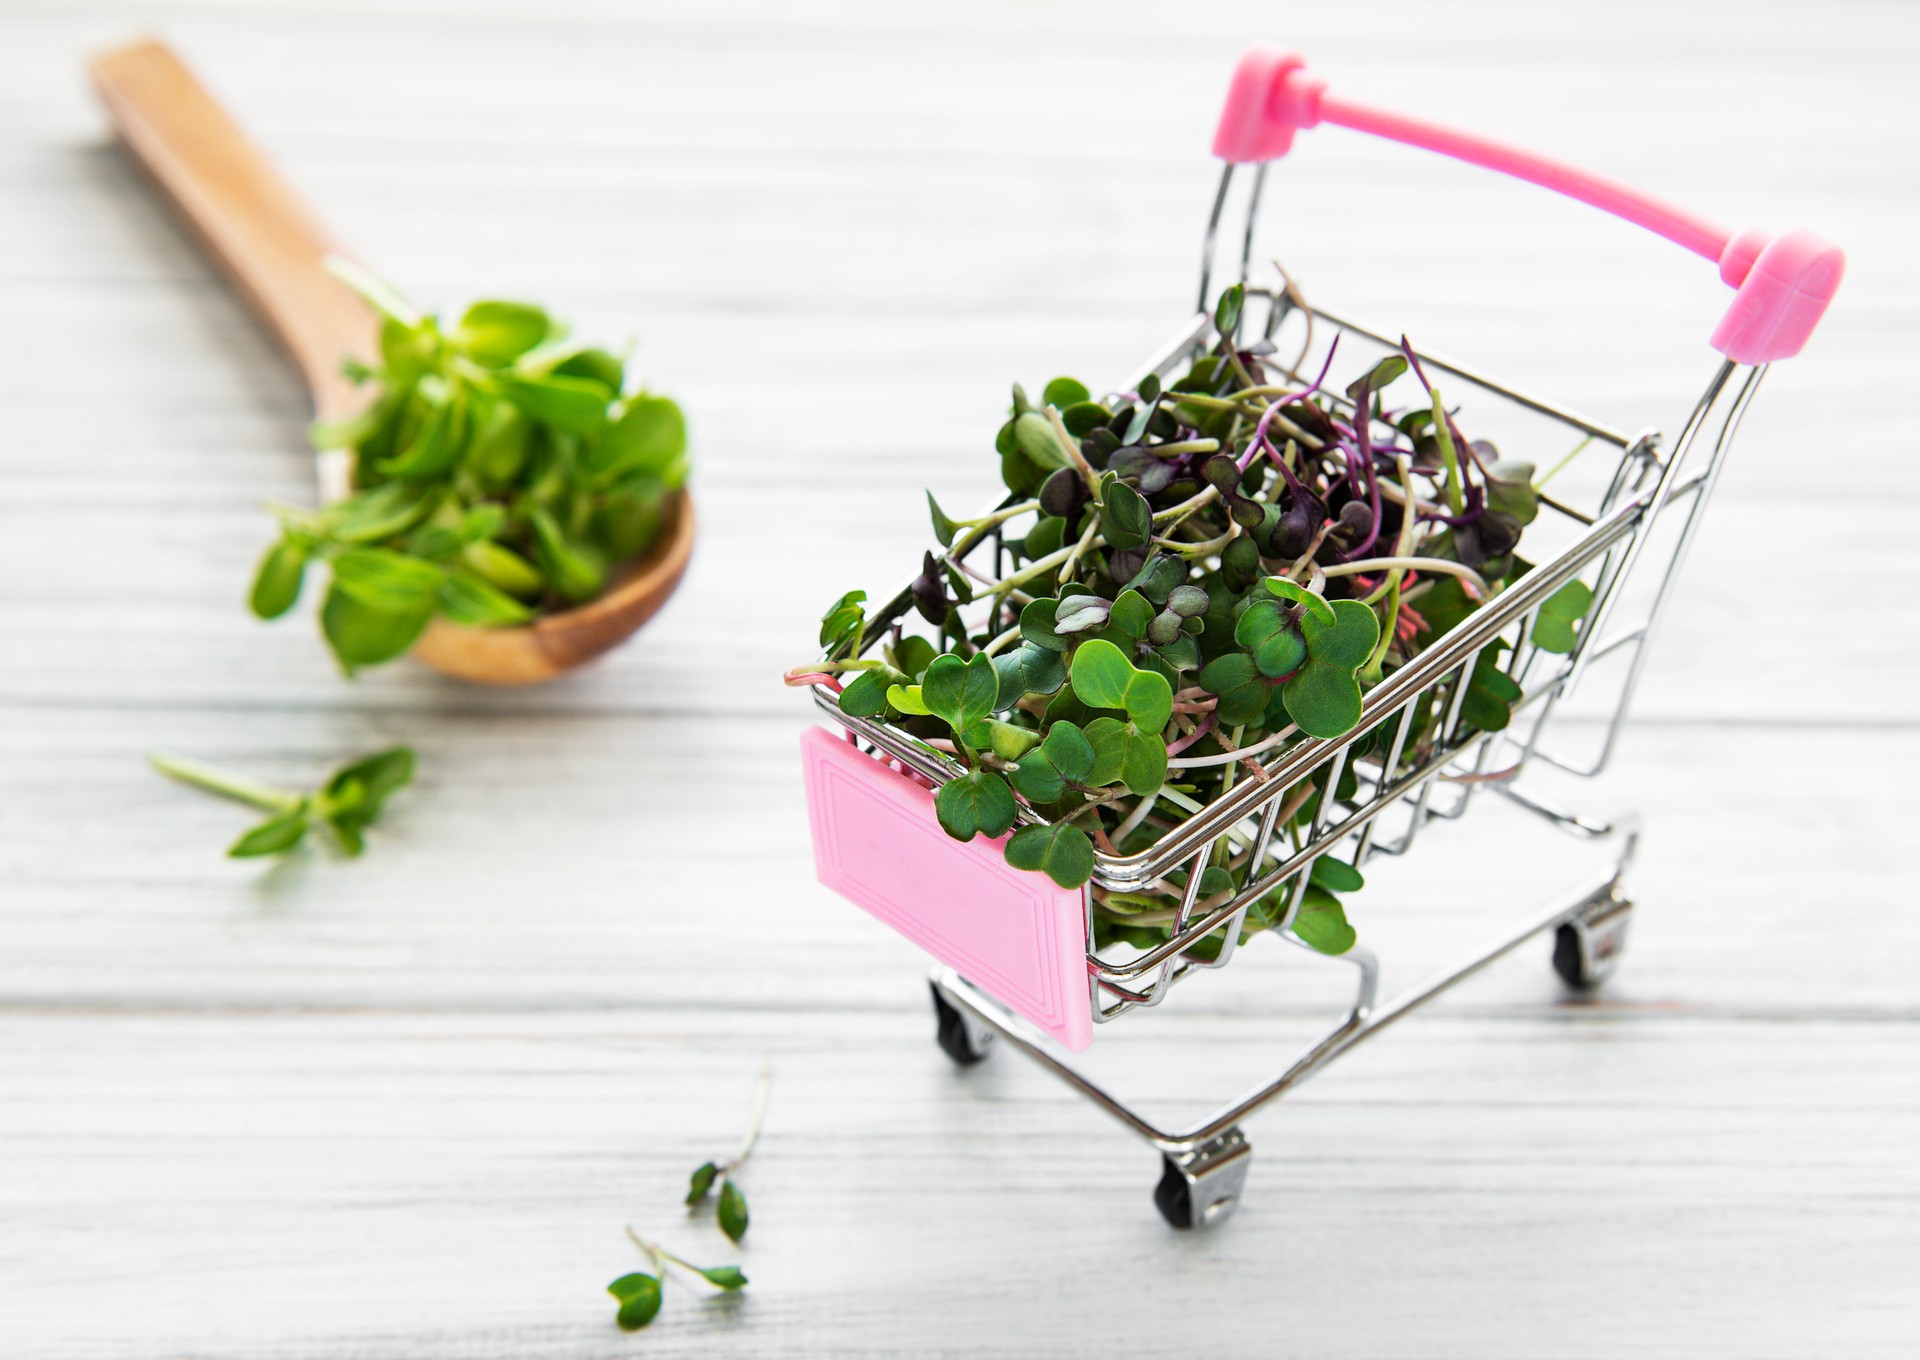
[1262,576,1337,626]
[934,768,1017,841]
[608,1272,663,1330]
[1003,821,1096,889]
[1098,472,1152,552]
[685,1162,719,1206]
[819,589,868,650]
[1040,721,1095,783]
[1042,377,1091,409]
[249,539,309,619]
[228,803,311,858]
[1292,886,1356,955]
[717,1179,749,1245]
[1531,579,1594,654]
[1234,599,1308,679]
[921,652,1000,733]
[1281,598,1379,739]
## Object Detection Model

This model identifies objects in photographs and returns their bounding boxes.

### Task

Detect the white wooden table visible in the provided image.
[2,2,1915,1354]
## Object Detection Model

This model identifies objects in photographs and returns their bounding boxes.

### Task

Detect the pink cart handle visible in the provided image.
[1212,45,1843,365]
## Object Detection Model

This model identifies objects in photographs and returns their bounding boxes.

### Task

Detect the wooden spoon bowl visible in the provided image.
[89,39,693,685]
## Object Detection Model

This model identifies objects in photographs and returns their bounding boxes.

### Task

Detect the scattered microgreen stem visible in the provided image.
[798,282,1594,961]
[150,747,415,859]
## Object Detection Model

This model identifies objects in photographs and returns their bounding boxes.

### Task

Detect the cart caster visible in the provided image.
[1152,1128,1252,1229]
[1553,890,1634,990]
[929,981,995,1066]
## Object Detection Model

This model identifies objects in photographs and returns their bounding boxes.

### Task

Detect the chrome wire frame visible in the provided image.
[810,156,1768,1156]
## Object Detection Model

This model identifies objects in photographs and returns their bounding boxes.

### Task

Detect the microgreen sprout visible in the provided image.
[795,282,1595,958]
[686,1063,770,1244]
[251,265,689,673]
[149,747,414,858]
[609,1228,746,1332]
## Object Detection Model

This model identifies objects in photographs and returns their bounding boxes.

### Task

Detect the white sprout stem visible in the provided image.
[1166,722,1299,769]
[727,1061,773,1175]
[1111,790,1160,845]
[981,623,1023,658]
[1322,555,1489,596]
[1056,513,1101,586]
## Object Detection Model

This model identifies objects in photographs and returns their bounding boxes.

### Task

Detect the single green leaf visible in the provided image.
[885,683,931,716]
[1292,885,1357,955]
[1053,594,1113,637]
[717,1179,749,1244]
[529,507,607,604]
[329,548,444,613]
[697,1264,748,1292]
[322,748,414,823]
[1099,473,1151,551]
[1122,668,1173,735]
[1531,579,1594,654]
[608,1272,663,1330]
[990,643,1066,701]
[1213,282,1245,339]
[227,803,310,858]
[589,395,686,483]
[377,387,464,481]
[454,299,550,364]
[892,635,938,680]
[1040,721,1095,783]
[1013,411,1073,472]
[498,372,612,436]
[836,667,897,717]
[1235,599,1310,678]
[459,540,544,600]
[249,539,308,619]
[1060,401,1111,437]
[467,402,532,488]
[1082,715,1130,787]
[934,769,1017,841]
[437,569,534,627]
[1199,651,1271,727]
[1008,754,1065,805]
[1003,821,1096,889]
[1282,599,1381,739]
[1462,653,1524,731]
[818,589,867,650]
[1016,597,1065,653]
[1106,589,1154,643]
[1118,727,1167,796]
[922,652,1000,733]
[1042,377,1091,409]
[927,492,961,548]
[319,584,434,673]
[1262,576,1336,625]
[1069,638,1135,712]
[1309,855,1365,894]
[686,1161,719,1206]
[324,481,433,544]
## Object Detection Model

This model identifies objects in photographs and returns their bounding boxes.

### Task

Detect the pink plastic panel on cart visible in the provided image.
[1210,43,1843,365]
[802,727,1093,1052]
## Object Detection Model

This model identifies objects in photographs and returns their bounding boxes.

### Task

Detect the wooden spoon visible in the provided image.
[88,39,695,685]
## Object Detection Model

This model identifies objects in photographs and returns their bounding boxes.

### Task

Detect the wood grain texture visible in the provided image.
[1,1,1916,1355]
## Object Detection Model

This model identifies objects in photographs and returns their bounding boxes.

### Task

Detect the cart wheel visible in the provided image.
[1553,895,1633,990]
[1551,923,1591,989]
[1153,1156,1200,1229]
[1152,1130,1252,1229]
[929,982,992,1066]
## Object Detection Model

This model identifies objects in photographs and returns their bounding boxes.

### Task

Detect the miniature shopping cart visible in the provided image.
[801,44,1842,1227]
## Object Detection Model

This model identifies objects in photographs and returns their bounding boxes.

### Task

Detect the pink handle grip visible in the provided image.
[1212,45,1843,365]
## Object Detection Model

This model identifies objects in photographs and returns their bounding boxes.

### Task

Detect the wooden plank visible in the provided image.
[1,1009,1914,1357]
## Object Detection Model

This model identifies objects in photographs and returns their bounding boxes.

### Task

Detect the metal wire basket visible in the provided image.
[800,43,1841,1228]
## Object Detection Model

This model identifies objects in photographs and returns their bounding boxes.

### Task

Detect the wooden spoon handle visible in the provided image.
[89,39,376,424]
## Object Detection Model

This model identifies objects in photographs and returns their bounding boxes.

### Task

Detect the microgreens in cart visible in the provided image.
[250,266,689,673]
[791,284,1593,959]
